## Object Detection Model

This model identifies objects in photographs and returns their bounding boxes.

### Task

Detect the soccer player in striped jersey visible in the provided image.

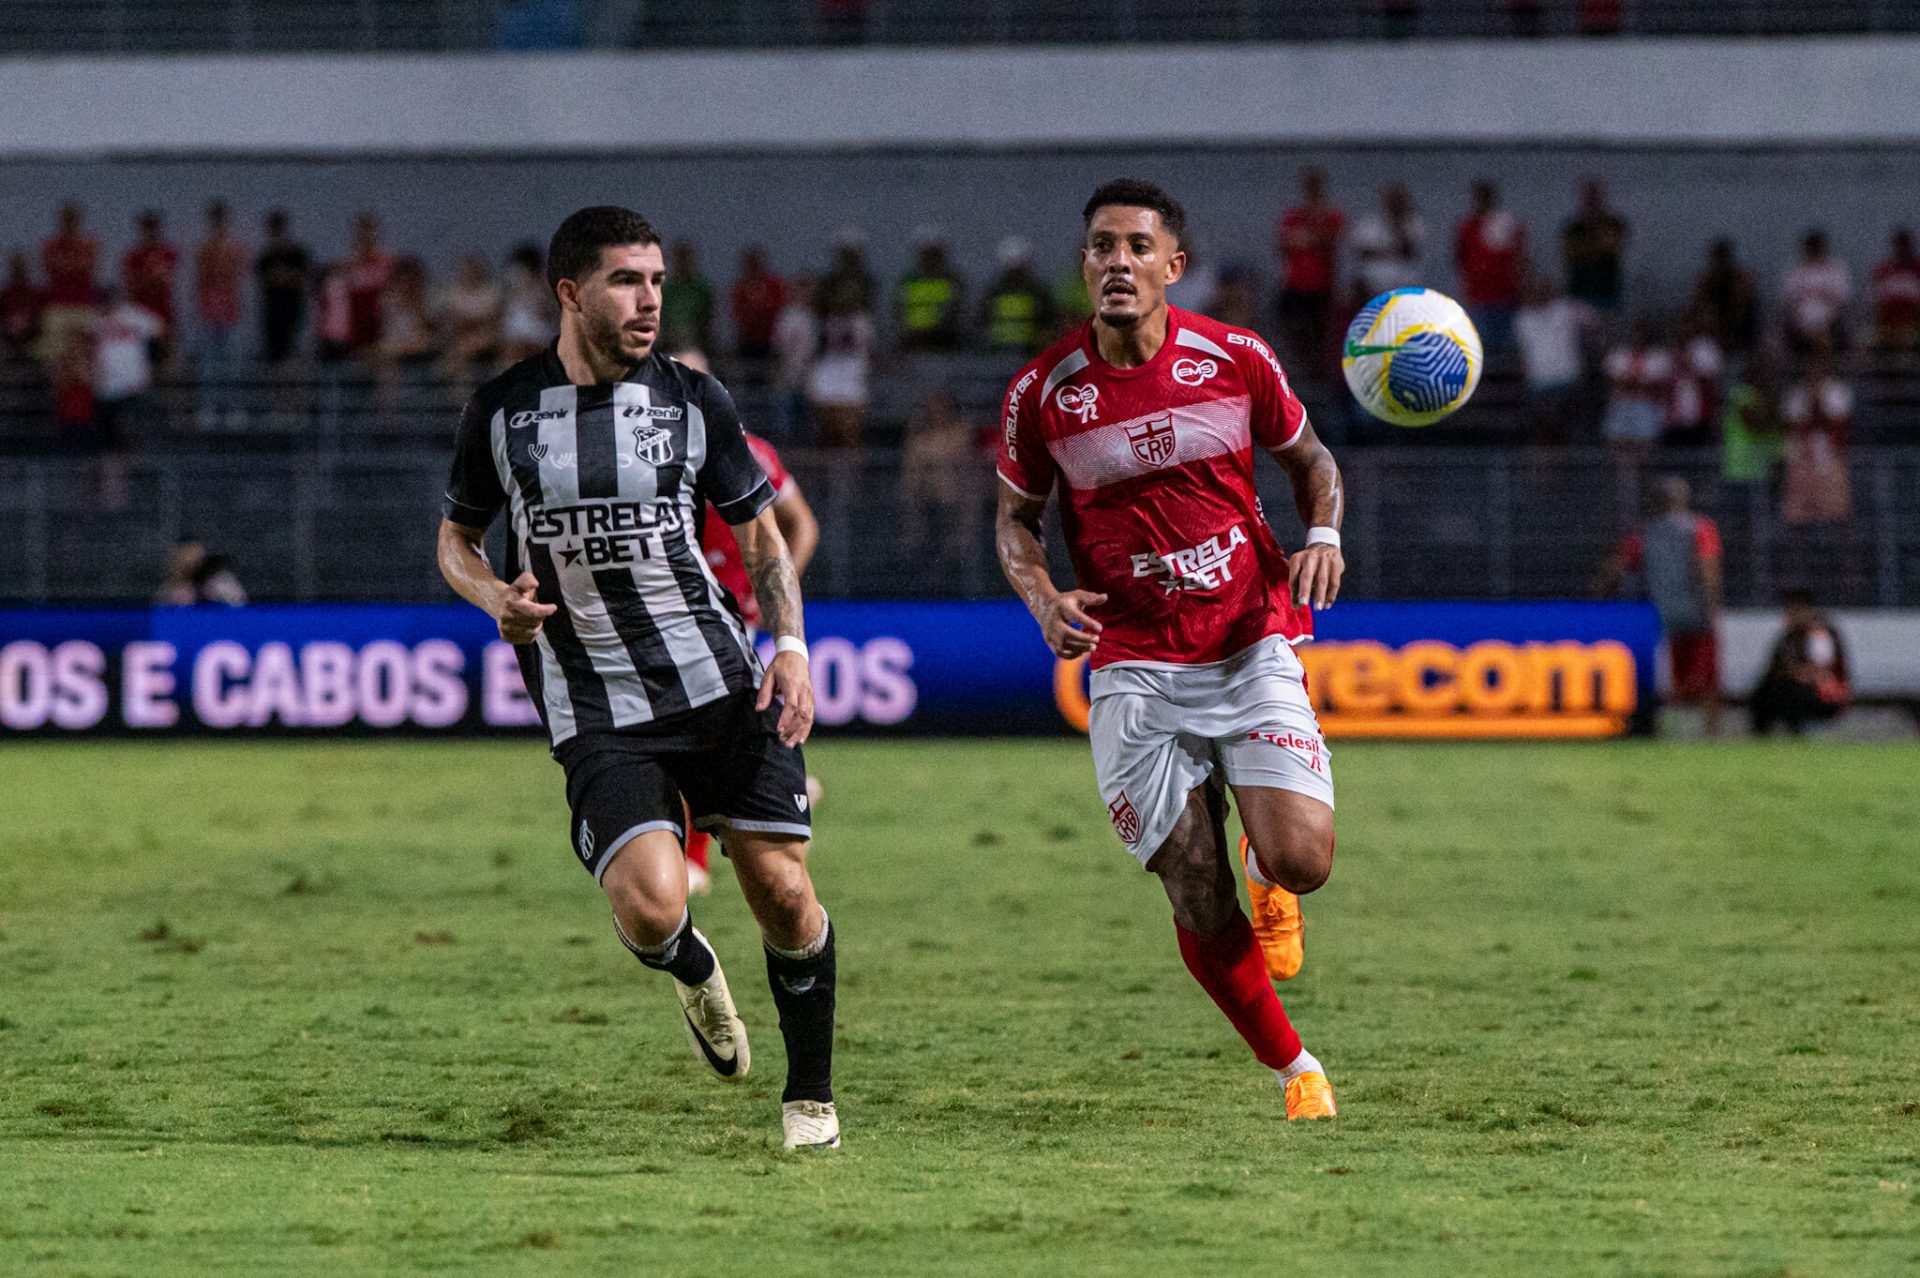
[996,180,1345,1119]
[436,207,839,1150]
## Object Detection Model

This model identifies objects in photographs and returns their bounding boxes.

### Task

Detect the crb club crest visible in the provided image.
[1172,356,1218,386]
[632,423,674,465]
[1126,413,1178,467]
[1107,793,1141,844]
[1055,382,1100,424]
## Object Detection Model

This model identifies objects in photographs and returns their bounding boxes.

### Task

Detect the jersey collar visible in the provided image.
[1084,306,1183,381]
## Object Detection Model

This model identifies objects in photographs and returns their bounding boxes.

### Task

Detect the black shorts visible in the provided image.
[554,688,811,882]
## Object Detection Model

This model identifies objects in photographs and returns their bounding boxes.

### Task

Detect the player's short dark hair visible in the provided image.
[1082,179,1187,247]
[547,206,662,293]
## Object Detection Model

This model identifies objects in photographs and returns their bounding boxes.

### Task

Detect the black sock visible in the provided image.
[765,919,836,1104]
[618,911,717,987]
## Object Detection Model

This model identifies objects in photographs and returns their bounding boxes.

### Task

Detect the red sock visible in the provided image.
[1176,912,1304,1070]
[685,829,711,871]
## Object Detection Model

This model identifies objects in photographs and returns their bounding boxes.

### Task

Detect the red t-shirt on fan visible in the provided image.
[997,306,1314,669]
[700,432,791,629]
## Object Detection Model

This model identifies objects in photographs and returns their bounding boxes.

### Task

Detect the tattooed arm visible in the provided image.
[734,507,814,746]
[1272,419,1346,610]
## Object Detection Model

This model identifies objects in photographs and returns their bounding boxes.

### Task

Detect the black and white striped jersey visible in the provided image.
[444,345,775,747]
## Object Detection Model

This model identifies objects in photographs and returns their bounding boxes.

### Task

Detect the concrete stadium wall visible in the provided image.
[5,39,1920,156]
[1719,610,1920,700]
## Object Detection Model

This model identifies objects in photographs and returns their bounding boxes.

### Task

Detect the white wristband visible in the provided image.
[1305,526,1341,549]
[774,636,809,660]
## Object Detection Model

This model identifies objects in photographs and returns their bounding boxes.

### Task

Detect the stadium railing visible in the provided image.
[7,350,1920,456]
[3,444,1914,610]
[4,0,1917,54]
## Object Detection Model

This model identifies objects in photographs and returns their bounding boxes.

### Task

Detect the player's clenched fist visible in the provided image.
[1289,544,1345,611]
[1039,589,1107,659]
[495,571,557,644]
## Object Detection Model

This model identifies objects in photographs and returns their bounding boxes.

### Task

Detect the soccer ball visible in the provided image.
[1340,287,1483,427]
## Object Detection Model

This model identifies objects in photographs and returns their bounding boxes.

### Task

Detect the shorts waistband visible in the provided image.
[1090,633,1302,699]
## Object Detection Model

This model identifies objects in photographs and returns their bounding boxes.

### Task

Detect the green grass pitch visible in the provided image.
[3,739,1919,1276]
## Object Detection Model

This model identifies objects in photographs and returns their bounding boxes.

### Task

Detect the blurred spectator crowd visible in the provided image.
[4,179,1918,519]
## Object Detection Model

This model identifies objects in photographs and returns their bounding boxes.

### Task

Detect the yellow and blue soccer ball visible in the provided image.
[1340,287,1482,426]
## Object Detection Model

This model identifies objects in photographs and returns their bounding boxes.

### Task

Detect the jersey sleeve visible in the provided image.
[442,395,507,530]
[996,365,1056,499]
[1233,330,1309,449]
[747,433,794,501]
[699,375,777,525]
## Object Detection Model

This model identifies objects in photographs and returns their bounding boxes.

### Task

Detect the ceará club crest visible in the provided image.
[632,423,674,465]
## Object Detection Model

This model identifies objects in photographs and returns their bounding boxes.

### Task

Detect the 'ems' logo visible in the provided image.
[1172,357,1218,386]
[1056,383,1099,424]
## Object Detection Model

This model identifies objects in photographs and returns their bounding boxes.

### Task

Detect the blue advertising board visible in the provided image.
[0,599,1659,738]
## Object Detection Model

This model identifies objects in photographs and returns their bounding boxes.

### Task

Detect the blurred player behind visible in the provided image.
[670,348,821,894]
[995,179,1346,1119]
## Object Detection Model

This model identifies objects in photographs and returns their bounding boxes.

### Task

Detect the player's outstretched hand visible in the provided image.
[496,571,557,644]
[1290,544,1345,611]
[758,649,815,747]
[1041,590,1107,659]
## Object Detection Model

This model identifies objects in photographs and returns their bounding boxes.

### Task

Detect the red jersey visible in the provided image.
[42,233,99,307]
[997,306,1314,668]
[701,433,791,628]
[1872,257,1920,331]
[123,242,179,328]
[346,253,394,349]
[1455,210,1526,306]
[1276,204,1344,296]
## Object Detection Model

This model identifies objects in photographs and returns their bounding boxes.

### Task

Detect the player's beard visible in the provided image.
[1097,280,1150,328]
[583,305,652,368]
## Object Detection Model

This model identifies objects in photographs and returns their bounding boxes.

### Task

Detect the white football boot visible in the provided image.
[781,1100,841,1151]
[674,934,749,1081]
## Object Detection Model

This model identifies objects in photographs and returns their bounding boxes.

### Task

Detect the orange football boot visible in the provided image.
[1284,1070,1337,1120]
[1238,834,1304,981]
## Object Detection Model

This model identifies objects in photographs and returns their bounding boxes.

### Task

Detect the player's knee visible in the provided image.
[759,873,815,929]
[601,872,684,945]
[1254,820,1334,896]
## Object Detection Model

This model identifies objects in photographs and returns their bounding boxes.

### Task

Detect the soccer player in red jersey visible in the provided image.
[995,179,1346,1119]
[685,391,820,893]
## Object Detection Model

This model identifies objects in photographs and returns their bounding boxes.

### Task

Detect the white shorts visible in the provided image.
[1088,634,1334,866]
